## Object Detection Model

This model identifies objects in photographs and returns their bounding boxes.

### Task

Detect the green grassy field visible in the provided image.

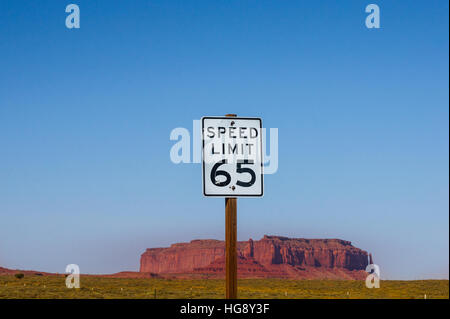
[0,275,448,299]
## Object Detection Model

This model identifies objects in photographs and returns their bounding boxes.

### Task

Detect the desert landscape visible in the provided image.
[0,275,447,299]
[1,235,448,299]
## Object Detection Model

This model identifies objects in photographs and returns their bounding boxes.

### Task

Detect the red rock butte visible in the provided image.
[140,235,370,280]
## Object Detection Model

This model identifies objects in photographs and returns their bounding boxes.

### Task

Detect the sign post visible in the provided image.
[202,114,263,299]
[225,196,237,298]
[225,114,237,299]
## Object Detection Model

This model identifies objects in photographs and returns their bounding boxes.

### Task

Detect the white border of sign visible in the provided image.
[201,116,264,197]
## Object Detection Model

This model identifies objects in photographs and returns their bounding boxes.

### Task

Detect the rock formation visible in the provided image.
[140,235,370,279]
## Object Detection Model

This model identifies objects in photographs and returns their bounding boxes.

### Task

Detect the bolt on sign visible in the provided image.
[202,116,263,197]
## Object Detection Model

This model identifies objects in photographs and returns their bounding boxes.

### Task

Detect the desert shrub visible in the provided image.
[14,273,24,279]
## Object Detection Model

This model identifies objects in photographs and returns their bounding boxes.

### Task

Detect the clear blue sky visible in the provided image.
[0,1,448,279]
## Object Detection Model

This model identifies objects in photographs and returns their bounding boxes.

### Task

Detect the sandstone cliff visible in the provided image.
[140,235,369,279]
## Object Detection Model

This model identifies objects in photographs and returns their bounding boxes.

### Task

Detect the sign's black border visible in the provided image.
[201,116,264,197]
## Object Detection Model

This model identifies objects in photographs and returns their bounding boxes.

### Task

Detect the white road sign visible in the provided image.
[202,116,263,197]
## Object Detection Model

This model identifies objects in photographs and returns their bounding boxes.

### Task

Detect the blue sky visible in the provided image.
[0,1,448,279]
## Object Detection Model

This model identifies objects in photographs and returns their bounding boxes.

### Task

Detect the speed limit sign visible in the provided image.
[202,116,263,197]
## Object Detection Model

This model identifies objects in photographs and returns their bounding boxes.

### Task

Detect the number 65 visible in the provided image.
[210,160,256,187]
